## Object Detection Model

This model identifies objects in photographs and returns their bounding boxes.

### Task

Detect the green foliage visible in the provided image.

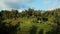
[38,29,43,34]
[0,8,60,34]
[29,25,37,34]
[0,17,20,34]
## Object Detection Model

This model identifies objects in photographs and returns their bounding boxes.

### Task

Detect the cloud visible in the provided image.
[0,0,60,11]
[0,0,11,10]
[43,0,50,5]
[5,0,33,3]
[49,0,60,10]
[0,0,34,10]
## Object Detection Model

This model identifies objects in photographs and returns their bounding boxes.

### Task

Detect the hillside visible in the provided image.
[0,8,60,34]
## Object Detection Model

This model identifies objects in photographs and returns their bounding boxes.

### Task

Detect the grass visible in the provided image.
[3,17,56,34]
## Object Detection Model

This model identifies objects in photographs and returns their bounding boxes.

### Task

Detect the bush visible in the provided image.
[29,25,37,34]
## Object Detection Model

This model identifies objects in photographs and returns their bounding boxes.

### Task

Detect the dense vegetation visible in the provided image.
[0,8,60,34]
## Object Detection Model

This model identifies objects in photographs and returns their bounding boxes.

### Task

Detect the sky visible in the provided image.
[0,0,60,11]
